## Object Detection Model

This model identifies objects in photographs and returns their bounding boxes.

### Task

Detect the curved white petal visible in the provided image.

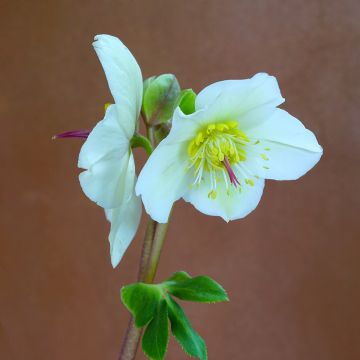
[195,73,284,120]
[183,173,265,222]
[136,141,192,223]
[106,191,142,268]
[245,109,323,180]
[195,80,239,109]
[236,104,278,131]
[93,34,143,136]
[163,107,209,144]
[78,105,129,169]
[79,151,136,209]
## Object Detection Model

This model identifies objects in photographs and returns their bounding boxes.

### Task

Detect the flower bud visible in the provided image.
[142,74,181,125]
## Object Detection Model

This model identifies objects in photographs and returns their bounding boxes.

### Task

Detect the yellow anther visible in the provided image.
[207,124,216,133]
[264,147,271,151]
[216,123,228,131]
[104,102,111,112]
[187,140,196,156]
[260,154,269,161]
[208,190,217,199]
[211,147,219,155]
[245,179,255,186]
[195,132,204,145]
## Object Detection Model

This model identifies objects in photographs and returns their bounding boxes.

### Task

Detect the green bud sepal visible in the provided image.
[142,74,197,126]
[142,74,181,125]
[177,89,196,115]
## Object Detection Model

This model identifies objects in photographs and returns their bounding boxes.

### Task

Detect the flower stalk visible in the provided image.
[119,124,170,360]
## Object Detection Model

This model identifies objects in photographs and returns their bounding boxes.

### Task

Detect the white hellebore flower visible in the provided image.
[78,35,143,267]
[136,73,323,223]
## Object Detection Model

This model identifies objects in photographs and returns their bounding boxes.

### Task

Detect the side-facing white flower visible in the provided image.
[136,73,323,223]
[78,35,143,267]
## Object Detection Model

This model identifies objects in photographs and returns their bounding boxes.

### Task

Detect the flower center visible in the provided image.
[187,121,249,197]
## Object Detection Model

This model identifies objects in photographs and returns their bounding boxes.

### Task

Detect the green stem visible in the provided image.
[119,124,169,360]
[118,317,141,360]
[147,126,156,147]
[118,220,170,360]
[144,223,170,283]
[118,218,155,360]
[138,219,156,281]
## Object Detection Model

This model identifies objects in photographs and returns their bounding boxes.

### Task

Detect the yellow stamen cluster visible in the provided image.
[187,121,249,183]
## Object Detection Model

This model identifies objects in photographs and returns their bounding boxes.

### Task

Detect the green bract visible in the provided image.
[120,272,228,360]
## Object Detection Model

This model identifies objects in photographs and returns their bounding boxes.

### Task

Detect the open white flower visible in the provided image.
[136,73,323,223]
[78,34,143,267]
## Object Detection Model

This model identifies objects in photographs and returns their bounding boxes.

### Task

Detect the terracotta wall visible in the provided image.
[1,1,359,359]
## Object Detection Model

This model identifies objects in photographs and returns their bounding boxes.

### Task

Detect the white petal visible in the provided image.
[245,109,323,180]
[136,141,192,223]
[196,80,239,109]
[93,34,143,135]
[106,191,142,268]
[183,173,265,222]
[78,105,129,169]
[79,151,136,209]
[195,73,284,120]
[163,107,209,144]
[236,104,278,131]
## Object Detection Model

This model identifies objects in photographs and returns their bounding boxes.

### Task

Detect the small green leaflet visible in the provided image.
[121,272,228,360]
[121,283,162,327]
[164,271,229,303]
[166,296,207,360]
[142,299,169,360]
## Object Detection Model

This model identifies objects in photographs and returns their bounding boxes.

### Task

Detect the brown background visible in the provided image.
[1,0,359,359]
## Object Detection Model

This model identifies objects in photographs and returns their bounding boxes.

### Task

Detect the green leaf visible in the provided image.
[142,299,169,360]
[165,274,229,303]
[177,89,196,115]
[142,74,181,124]
[166,297,207,360]
[121,283,162,328]
[121,273,228,360]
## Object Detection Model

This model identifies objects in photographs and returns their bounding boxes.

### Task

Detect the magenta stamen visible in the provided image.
[52,129,90,140]
[223,157,240,187]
